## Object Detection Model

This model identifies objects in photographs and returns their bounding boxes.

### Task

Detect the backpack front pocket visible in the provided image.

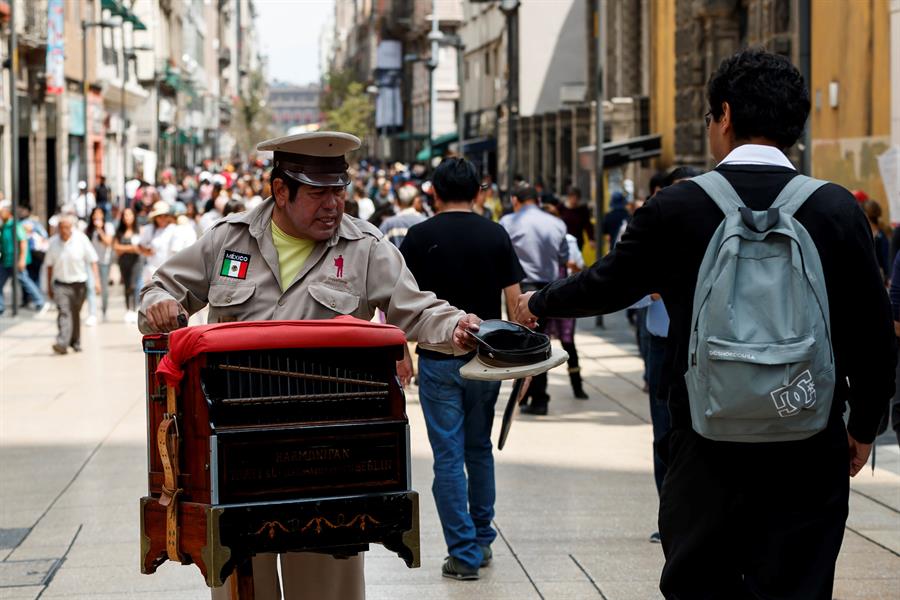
[704,336,817,420]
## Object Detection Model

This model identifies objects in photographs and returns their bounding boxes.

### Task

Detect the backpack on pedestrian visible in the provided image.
[686,172,835,442]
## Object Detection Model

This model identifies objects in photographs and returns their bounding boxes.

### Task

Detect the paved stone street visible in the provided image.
[1,297,898,599]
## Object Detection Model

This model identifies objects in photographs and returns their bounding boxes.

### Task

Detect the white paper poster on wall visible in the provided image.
[878,146,900,224]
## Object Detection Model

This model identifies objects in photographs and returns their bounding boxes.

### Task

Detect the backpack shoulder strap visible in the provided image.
[690,171,746,215]
[770,174,829,217]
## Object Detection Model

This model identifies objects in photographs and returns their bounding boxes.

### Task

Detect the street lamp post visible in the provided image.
[8,0,19,315]
[122,44,152,206]
[427,7,441,166]
[592,0,606,254]
[500,0,520,197]
[81,19,119,192]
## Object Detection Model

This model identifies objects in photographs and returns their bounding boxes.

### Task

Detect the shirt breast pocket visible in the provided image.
[308,282,360,315]
[208,282,257,310]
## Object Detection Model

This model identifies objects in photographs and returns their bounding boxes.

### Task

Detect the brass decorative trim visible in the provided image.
[200,507,232,587]
[402,492,421,568]
[139,498,152,574]
[300,513,381,535]
[254,520,290,539]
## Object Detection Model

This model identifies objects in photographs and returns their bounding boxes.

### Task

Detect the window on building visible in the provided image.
[485,49,491,75]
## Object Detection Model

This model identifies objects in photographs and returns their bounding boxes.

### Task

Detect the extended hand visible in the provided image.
[453,313,482,352]
[145,299,188,333]
[514,291,538,329]
[847,432,872,477]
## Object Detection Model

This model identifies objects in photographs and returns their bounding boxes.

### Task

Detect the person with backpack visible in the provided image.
[513,48,895,599]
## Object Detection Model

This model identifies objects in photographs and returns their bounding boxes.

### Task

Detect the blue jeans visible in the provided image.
[417,355,501,570]
[645,333,671,495]
[0,265,44,313]
[86,263,110,318]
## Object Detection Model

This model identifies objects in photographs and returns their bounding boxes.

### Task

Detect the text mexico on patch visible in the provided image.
[221,250,250,279]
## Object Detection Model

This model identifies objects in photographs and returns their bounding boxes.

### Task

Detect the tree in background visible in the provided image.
[321,68,373,141]
[234,68,272,158]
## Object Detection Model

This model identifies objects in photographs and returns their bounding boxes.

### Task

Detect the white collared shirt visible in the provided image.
[716,144,796,170]
[45,230,99,283]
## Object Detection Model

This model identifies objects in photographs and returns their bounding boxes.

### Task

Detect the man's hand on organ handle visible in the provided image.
[145,299,189,333]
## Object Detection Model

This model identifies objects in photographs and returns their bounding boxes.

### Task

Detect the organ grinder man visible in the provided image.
[140,131,480,600]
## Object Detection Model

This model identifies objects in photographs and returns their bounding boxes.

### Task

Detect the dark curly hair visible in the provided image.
[707,48,809,149]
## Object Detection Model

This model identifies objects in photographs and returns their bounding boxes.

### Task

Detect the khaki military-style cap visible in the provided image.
[257,131,361,187]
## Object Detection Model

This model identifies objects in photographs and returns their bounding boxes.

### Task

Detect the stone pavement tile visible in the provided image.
[514,553,584,582]
[0,499,52,529]
[367,551,530,585]
[853,529,900,555]
[41,592,207,600]
[848,491,900,534]
[366,581,539,599]
[0,585,44,600]
[598,580,664,600]
[41,563,206,596]
[832,579,900,600]
[571,548,666,584]
[49,540,137,569]
[534,581,606,598]
[4,522,82,563]
[836,530,900,580]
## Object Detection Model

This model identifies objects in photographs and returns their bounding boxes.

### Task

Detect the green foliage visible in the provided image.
[321,69,373,141]
[234,68,272,156]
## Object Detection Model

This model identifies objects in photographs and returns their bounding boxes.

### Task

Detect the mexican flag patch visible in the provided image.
[220,250,250,279]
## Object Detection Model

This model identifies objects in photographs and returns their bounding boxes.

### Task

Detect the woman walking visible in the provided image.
[85,207,115,322]
[114,207,142,323]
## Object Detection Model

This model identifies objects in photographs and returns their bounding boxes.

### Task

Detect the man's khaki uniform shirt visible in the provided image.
[139,198,465,351]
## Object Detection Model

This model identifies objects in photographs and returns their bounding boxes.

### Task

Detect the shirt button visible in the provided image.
[330,301,336,308]
[278,298,285,306]
[224,296,232,303]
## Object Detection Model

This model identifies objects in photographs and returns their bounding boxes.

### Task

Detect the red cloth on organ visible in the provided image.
[149,316,406,386]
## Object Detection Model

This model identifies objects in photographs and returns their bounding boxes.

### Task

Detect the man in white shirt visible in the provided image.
[45,216,101,354]
[71,181,96,221]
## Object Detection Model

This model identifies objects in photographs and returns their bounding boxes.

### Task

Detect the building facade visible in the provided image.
[1,0,261,221]
[268,82,322,136]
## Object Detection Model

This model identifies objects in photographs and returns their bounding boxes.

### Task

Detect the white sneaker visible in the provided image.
[85,315,98,327]
[124,310,137,324]
[37,303,51,316]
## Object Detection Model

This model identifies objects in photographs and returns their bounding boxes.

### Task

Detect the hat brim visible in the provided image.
[280,169,351,187]
[460,346,569,381]
[147,209,171,219]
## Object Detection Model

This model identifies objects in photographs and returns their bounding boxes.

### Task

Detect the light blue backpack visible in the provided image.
[686,172,835,442]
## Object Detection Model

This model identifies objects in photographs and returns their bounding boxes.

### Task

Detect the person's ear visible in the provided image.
[272,178,287,208]
[720,102,731,133]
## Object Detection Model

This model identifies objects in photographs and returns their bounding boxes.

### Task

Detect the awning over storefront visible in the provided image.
[415,132,458,162]
[462,137,497,155]
[101,0,147,30]
[578,134,662,168]
[391,131,428,142]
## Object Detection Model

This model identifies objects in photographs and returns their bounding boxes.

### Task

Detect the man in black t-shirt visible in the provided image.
[400,158,524,581]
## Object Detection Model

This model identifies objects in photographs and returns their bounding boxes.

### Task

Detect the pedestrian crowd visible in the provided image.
[1,47,899,600]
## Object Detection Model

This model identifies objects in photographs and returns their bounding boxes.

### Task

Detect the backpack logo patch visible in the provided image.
[770,370,816,417]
